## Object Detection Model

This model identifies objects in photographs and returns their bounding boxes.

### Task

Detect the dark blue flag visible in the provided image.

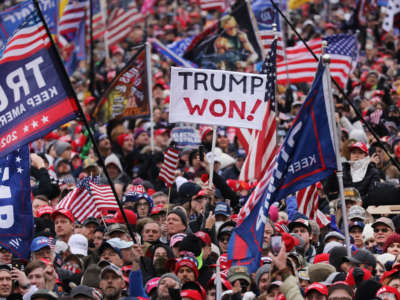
[0,145,33,258]
[228,63,338,272]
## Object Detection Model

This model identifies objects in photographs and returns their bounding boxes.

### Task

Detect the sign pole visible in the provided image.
[322,42,351,256]
[145,41,154,153]
[208,126,218,189]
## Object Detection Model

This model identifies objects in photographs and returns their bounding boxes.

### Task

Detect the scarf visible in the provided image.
[350,156,370,183]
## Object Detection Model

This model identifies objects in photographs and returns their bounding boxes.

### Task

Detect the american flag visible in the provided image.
[382,0,400,32]
[0,12,50,64]
[297,184,331,228]
[235,127,253,153]
[199,0,228,11]
[56,177,118,223]
[91,0,106,41]
[107,0,144,46]
[158,148,180,187]
[239,39,277,182]
[277,34,358,88]
[59,0,88,37]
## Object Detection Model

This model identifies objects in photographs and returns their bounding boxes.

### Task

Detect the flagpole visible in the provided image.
[216,258,222,300]
[33,0,137,243]
[145,41,154,153]
[208,126,218,189]
[269,0,400,173]
[89,0,96,96]
[272,23,279,147]
[322,42,351,256]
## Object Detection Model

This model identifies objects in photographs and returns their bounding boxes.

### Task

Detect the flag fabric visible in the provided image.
[93,46,150,124]
[158,148,180,187]
[355,0,378,27]
[277,34,358,88]
[239,39,278,182]
[168,36,195,57]
[235,128,253,153]
[106,0,144,46]
[288,0,312,10]
[296,183,319,220]
[383,0,400,32]
[228,62,338,272]
[91,0,106,40]
[56,177,118,222]
[141,0,157,15]
[65,8,86,75]
[59,0,88,37]
[0,8,78,157]
[0,146,33,258]
[151,38,196,68]
[251,0,285,60]
[199,0,228,12]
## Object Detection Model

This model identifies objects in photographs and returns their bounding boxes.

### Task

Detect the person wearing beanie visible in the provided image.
[167,208,188,237]
[156,273,181,300]
[100,153,130,185]
[117,133,134,154]
[383,233,400,255]
[54,140,72,159]
[174,256,199,284]
[255,263,271,293]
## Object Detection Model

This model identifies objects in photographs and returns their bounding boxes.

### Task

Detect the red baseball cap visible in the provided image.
[150,205,166,216]
[305,283,328,296]
[192,189,208,200]
[195,231,211,245]
[349,142,368,154]
[51,208,74,223]
[376,286,400,300]
[36,205,54,218]
[154,128,169,137]
[346,267,371,286]
[84,96,96,106]
[105,209,137,225]
[314,253,330,264]
[180,289,202,300]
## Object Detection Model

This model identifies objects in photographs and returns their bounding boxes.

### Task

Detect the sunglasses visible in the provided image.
[374,228,389,233]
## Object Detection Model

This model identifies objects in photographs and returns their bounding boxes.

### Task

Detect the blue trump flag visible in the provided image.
[0,145,33,258]
[228,63,338,273]
[65,13,86,75]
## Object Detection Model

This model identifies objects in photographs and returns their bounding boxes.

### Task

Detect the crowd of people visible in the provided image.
[1,0,400,299]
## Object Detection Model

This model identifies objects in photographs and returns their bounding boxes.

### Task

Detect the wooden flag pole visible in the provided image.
[34,0,137,243]
[208,126,218,189]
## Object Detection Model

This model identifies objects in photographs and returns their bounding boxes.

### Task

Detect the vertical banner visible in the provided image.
[0,146,33,259]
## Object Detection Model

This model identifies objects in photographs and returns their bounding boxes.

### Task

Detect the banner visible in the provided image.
[228,63,338,272]
[288,0,312,10]
[184,0,263,72]
[0,8,79,157]
[0,0,58,47]
[171,127,201,150]
[169,67,267,129]
[0,146,33,258]
[93,46,150,124]
[151,38,195,68]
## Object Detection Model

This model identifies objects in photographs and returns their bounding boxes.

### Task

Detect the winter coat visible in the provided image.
[280,275,304,300]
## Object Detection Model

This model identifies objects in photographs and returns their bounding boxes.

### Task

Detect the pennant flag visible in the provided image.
[56,177,118,222]
[93,46,150,124]
[59,0,88,38]
[240,39,278,182]
[151,38,196,68]
[106,0,144,46]
[251,0,285,60]
[0,146,33,259]
[0,7,79,157]
[0,0,59,46]
[383,0,400,32]
[277,34,358,88]
[184,0,263,72]
[159,148,180,187]
[228,62,338,272]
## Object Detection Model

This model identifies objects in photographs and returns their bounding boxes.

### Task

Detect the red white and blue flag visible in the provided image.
[0,9,78,157]
[228,63,338,272]
[59,0,88,37]
[159,148,180,187]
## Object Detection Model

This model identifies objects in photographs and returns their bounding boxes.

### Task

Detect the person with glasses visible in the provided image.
[372,217,395,254]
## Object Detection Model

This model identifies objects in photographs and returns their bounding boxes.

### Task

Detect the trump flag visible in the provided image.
[0,146,33,258]
[0,6,78,157]
[228,63,338,272]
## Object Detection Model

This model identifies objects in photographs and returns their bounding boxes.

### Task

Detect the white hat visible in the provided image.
[376,253,395,267]
[68,234,88,256]
[362,223,374,242]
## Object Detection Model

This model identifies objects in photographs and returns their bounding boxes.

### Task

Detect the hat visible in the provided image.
[323,241,343,254]
[84,96,96,106]
[117,133,132,147]
[255,264,271,286]
[215,202,231,217]
[105,154,123,172]
[328,281,353,298]
[31,289,58,300]
[373,217,395,231]
[155,128,169,137]
[51,208,74,223]
[194,231,211,246]
[383,233,400,253]
[0,264,12,272]
[151,205,167,216]
[377,253,395,267]
[343,188,361,202]
[308,263,336,283]
[98,241,122,258]
[288,218,311,233]
[145,277,160,295]
[235,149,246,159]
[320,272,344,286]
[346,267,372,286]
[71,285,96,299]
[324,231,345,243]
[168,208,188,228]
[179,182,202,200]
[83,217,100,227]
[170,233,187,248]
[376,286,400,300]
[299,268,310,281]
[200,127,212,141]
[175,256,199,279]
[217,221,236,239]
[106,209,137,226]
[31,236,51,253]
[181,289,202,300]
[349,142,368,154]
[36,205,54,217]
[348,249,376,269]
[158,273,182,289]
[227,266,250,284]
[54,140,72,156]
[96,133,108,143]
[106,223,129,235]
[81,264,101,288]
[100,263,123,279]
[348,206,366,221]
[68,234,88,256]
[133,128,147,140]
[314,253,330,264]
[179,234,202,257]
[305,282,328,296]
[192,189,209,200]
[349,221,365,230]
[107,238,134,250]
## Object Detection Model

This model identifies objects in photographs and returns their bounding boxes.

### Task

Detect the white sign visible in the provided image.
[169,67,268,129]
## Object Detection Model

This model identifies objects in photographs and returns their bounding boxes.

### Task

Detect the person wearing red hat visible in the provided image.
[174,256,199,285]
[181,289,202,300]
[305,282,328,300]
[51,208,75,243]
[376,286,400,300]
[154,128,170,151]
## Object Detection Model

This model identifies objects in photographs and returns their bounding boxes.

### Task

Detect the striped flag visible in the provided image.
[59,0,88,37]
[91,0,106,41]
[56,177,118,222]
[277,34,358,88]
[239,39,277,182]
[235,128,253,153]
[158,148,180,187]
[107,0,144,46]
[199,0,228,11]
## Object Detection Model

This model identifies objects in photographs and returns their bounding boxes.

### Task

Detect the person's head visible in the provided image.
[263,220,274,249]
[234,149,246,170]
[152,192,168,206]
[349,221,365,248]
[0,247,12,264]
[384,233,400,256]
[373,217,395,246]
[0,266,12,298]
[217,223,234,253]
[55,140,72,160]
[305,282,328,300]
[30,236,52,261]
[117,133,134,153]
[157,273,181,299]
[289,219,312,248]
[135,195,153,218]
[328,281,353,300]
[104,154,123,180]
[71,285,97,300]
[32,195,49,217]
[255,263,271,293]
[25,260,46,289]
[99,264,125,299]
[194,231,212,260]
[227,266,251,295]
[376,286,400,300]
[167,209,187,236]
[266,282,282,300]
[134,128,150,147]
[154,129,170,148]
[93,228,104,249]
[190,190,209,214]
[174,257,199,284]
[98,242,123,267]
[221,16,238,37]
[349,142,369,161]
[142,222,161,243]
[81,217,99,242]
[97,134,111,154]
[51,208,74,242]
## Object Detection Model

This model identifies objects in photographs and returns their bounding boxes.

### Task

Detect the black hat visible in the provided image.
[71,285,96,299]
[83,217,100,227]
[168,208,188,228]
[179,234,202,257]
[178,182,201,200]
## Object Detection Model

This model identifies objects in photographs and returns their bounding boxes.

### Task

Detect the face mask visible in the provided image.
[215,221,224,233]
[153,257,167,275]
